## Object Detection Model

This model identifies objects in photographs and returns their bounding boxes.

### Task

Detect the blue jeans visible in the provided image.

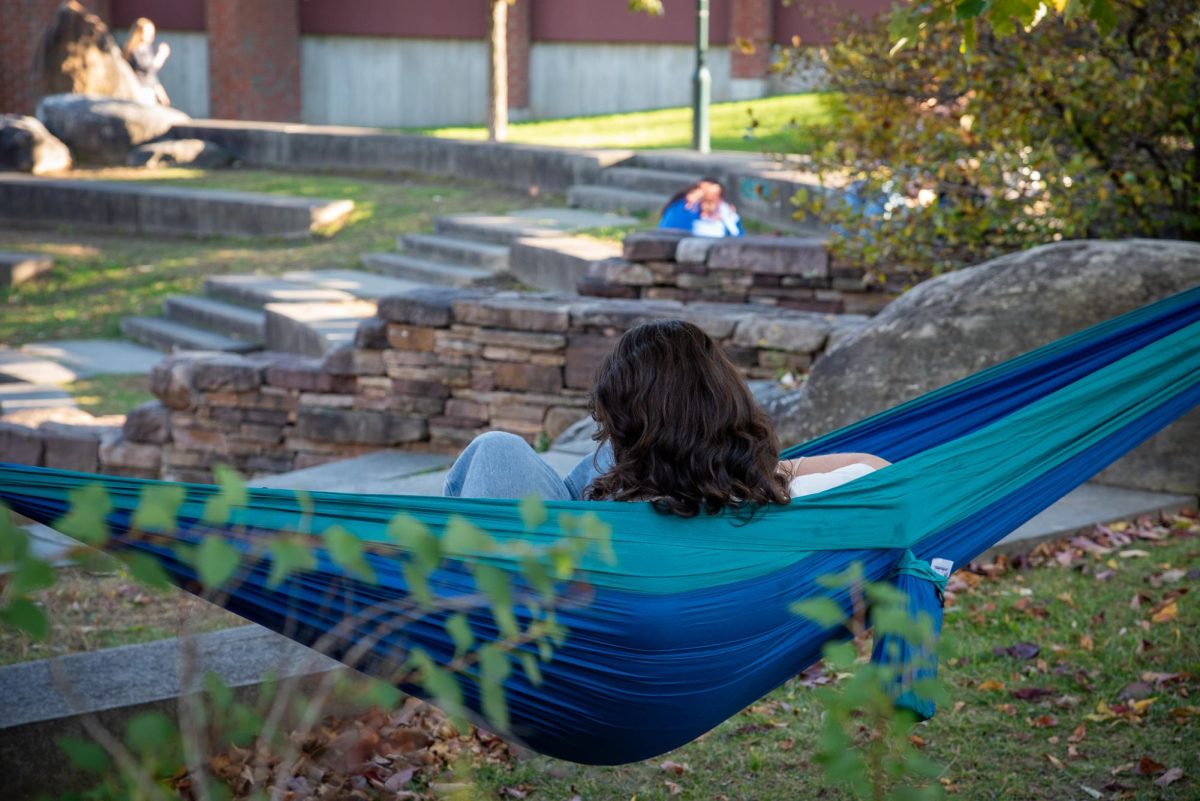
[442,431,614,500]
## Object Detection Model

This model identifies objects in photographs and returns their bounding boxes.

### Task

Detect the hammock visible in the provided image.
[2,285,1198,765]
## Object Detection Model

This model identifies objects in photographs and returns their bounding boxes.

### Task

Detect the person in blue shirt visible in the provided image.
[658,177,744,238]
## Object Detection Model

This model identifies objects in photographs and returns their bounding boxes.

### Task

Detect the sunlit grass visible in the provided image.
[409,93,840,154]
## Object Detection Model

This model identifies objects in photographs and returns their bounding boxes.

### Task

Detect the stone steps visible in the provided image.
[598,166,703,196]
[162,295,265,343]
[360,252,497,287]
[204,274,358,309]
[120,316,260,353]
[434,208,640,246]
[263,300,378,357]
[567,185,666,215]
[399,233,511,270]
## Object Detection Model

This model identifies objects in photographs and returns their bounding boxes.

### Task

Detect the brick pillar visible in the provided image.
[206,0,301,122]
[729,0,772,99]
[506,0,531,115]
[0,0,66,114]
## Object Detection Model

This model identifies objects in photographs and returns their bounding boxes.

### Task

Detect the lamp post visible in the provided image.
[692,0,711,153]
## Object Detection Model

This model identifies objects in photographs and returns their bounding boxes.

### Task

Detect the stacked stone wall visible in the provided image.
[581,230,898,315]
[0,289,865,482]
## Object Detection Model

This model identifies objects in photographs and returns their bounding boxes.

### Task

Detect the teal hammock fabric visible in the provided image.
[1,285,1199,764]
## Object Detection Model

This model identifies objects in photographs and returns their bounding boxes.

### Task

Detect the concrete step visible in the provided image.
[162,295,265,343]
[120,316,260,353]
[434,208,640,246]
[567,185,667,215]
[279,269,429,300]
[598,166,704,196]
[400,233,510,270]
[205,275,357,309]
[360,252,495,287]
[263,300,378,357]
[509,235,622,294]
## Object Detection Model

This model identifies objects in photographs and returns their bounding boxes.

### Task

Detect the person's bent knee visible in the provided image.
[466,430,532,457]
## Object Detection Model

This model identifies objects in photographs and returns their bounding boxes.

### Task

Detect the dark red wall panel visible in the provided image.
[298,0,487,38]
[110,0,205,31]
[773,0,890,45]
[533,0,731,45]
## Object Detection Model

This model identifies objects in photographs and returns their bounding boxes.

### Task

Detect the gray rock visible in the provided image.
[127,139,234,169]
[731,313,833,352]
[122,401,172,444]
[706,236,829,277]
[769,240,1200,494]
[675,237,716,264]
[149,355,199,411]
[36,94,190,165]
[0,115,72,175]
[34,0,144,102]
[294,408,427,445]
[623,229,688,261]
[0,422,44,466]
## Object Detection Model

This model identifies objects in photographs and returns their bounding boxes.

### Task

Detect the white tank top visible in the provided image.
[788,463,876,499]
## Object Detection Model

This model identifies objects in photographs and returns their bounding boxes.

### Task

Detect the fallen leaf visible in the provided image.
[659,761,687,776]
[1119,549,1150,558]
[1169,705,1200,724]
[778,738,795,751]
[1079,786,1102,799]
[1155,767,1185,787]
[1093,569,1115,582]
[1137,755,1166,776]
[994,641,1041,660]
[1067,744,1085,761]
[1056,592,1075,608]
[665,781,683,796]
[1029,715,1058,728]
[977,679,1006,692]
[1151,599,1179,624]
[1011,687,1055,701]
[1140,671,1183,685]
[1068,724,1087,744]
[1045,753,1065,769]
[909,734,927,748]
[500,787,528,799]
[1118,681,1154,700]
[1111,762,1136,776]
[1079,633,1094,652]
[996,703,1018,716]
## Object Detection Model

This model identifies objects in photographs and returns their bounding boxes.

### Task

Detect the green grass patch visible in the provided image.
[65,373,155,417]
[409,93,840,154]
[0,168,539,346]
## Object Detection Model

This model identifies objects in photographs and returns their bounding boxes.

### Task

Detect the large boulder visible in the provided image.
[36,94,190,165]
[768,239,1200,494]
[0,115,72,174]
[35,1,144,102]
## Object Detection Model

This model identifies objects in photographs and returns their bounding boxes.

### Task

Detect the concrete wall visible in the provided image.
[150,30,210,118]
[529,43,733,119]
[300,35,488,127]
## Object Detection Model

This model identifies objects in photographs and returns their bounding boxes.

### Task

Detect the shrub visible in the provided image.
[781,0,1199,280]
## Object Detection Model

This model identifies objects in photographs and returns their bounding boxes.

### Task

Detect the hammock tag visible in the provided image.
[930,558,954,579]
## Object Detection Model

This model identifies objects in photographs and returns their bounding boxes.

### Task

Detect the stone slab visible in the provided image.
[0,349,79,384]
[509,235,622,294]
[435,208,637,246]
[205,274,358,308]
[19,339,163,378]
[0,382,77,413]
[263,300,378,357]
[249,450,454,493]
[0,251,53,287]
[0,175,353,239]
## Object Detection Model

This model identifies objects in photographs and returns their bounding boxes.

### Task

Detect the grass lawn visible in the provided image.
[409,93,839,154]
[65,373,155,416]
[0,168,539,347]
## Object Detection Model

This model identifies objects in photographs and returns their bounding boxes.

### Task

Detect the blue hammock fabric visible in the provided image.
[1,285,1198,765]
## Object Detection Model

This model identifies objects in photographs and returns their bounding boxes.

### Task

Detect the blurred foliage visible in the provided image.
[778,0,1199,280]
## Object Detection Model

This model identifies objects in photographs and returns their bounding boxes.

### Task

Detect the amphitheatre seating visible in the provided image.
[0,175,353,239]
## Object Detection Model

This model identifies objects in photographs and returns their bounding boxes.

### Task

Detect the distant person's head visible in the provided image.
[124,17,156,57]
[664,176,728,219]
[585,320,789,516]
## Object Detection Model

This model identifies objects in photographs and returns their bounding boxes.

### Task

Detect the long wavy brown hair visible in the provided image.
[585,320,790,517]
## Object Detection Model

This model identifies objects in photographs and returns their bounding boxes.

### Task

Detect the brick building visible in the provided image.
[1,0,888,126]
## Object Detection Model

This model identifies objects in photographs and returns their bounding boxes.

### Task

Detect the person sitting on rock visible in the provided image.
[123,17,171,106]
[658,178,744,238]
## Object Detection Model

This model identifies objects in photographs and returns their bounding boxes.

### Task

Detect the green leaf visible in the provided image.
[443,516,496,557]
[519,652,543,686]
[823,640,858,669]
[478,644,512,732]
[133,484,186,532]
[124,710,176,757]
[266,537,316,588]
[403,561,433,607]
[473,564,518,639]
[410,650,464,721]
[203,465,248,525]
[195,535,241,590]
[387,513,441,571]
[445,613,475,659]
[10,557,56,594]
[1,598,49,640]
[0,507,29,563]
[815,562,863,589]
[58,736,110,774]
[54,484,111,546]
[123,552,172,591]
[203,671,234,711]
[790,597,847,628]
[954,0,988,21]
[518,496,547,531]
[325,525,375,583]
[363,677,402,710]
[1086,0,1116,34]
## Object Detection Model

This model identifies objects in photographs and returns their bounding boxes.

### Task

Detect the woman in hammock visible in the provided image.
[444,320,888,512]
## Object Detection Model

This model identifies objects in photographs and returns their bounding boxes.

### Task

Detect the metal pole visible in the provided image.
[692,0,711,153]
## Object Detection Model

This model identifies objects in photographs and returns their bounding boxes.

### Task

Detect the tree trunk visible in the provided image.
[488,0,508,142]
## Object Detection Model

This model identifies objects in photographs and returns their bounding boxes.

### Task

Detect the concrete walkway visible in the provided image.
[0,340,164,418]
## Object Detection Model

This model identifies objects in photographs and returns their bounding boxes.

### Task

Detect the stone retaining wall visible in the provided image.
[580,230,897,315]
[0,289,865,482]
